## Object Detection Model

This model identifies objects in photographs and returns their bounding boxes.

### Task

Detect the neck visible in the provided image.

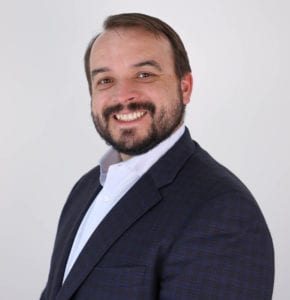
[120,153,131,161]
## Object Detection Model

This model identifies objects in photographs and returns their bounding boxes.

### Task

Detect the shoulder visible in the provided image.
[71,165,101,193]
[57,165,101,224]
[186,141,253,197]
[161,137,268,228]
[167,138,254,201]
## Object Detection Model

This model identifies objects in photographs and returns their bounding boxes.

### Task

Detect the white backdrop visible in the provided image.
[1,0,289,299]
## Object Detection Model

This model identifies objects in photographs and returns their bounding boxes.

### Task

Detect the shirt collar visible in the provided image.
[99,124,185,186]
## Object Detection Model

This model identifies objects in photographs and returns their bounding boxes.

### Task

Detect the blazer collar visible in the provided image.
[56,128,196,300]
[149,127,196,187]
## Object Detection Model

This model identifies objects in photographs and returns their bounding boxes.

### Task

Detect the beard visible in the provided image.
[91,88,185,156]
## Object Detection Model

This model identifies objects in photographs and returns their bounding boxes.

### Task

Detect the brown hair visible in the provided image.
[84,13,191,95]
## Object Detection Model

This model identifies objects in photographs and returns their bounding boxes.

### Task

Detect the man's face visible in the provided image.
[90,27,192,159]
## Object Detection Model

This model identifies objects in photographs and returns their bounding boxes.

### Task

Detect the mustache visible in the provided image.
[103,102,156,121]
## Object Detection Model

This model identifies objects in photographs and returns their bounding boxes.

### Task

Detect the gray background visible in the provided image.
[1,0,289,299]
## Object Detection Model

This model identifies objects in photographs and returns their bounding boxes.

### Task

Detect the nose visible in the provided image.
[112,79,139,104]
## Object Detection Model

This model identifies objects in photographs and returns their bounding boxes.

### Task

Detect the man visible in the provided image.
[41,13,274,299]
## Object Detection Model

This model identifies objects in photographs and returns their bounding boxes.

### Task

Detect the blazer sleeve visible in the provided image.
[158,193,274,299]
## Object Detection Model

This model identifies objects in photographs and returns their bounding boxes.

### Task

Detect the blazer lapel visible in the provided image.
[56,128,196,300]
[48,179,102,300]
[56,174,161,300]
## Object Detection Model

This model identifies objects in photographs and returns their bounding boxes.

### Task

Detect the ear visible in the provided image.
[180,72,193,105]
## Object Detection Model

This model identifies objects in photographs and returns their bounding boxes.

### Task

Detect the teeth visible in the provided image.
[115,111,145,121]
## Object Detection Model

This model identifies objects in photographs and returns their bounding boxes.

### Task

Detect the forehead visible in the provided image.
[89,27,174,68]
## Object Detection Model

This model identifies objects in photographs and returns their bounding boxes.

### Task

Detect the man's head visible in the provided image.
[85,13,192,95]
[85,13,193,160]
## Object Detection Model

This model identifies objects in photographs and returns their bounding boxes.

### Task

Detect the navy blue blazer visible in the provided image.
[41,129,274,299]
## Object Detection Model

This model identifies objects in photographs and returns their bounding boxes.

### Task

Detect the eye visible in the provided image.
[98,78,113,85]
[137,72,152,78]
[139,72,149,78]
[93,77,114,91]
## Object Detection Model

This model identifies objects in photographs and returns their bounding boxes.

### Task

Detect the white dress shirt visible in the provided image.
[63,125,185,282]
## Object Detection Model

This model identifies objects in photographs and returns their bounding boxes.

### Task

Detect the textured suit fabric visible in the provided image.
[41,129,274,299]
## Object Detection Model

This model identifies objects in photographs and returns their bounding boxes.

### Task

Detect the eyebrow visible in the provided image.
[90,60,162,79]
[91,67,111,78]
[132,60,162,71]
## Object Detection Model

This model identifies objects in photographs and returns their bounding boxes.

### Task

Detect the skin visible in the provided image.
[90,27,193,161]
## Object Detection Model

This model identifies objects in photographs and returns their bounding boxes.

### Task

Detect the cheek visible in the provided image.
[151,86,178,108]
[91,102,98,116]
[91,97,104,115]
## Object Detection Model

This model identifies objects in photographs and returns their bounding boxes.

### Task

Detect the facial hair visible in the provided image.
[91,87,185,156]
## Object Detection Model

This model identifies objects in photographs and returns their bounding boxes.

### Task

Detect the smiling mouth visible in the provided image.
[114,111,146,122]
